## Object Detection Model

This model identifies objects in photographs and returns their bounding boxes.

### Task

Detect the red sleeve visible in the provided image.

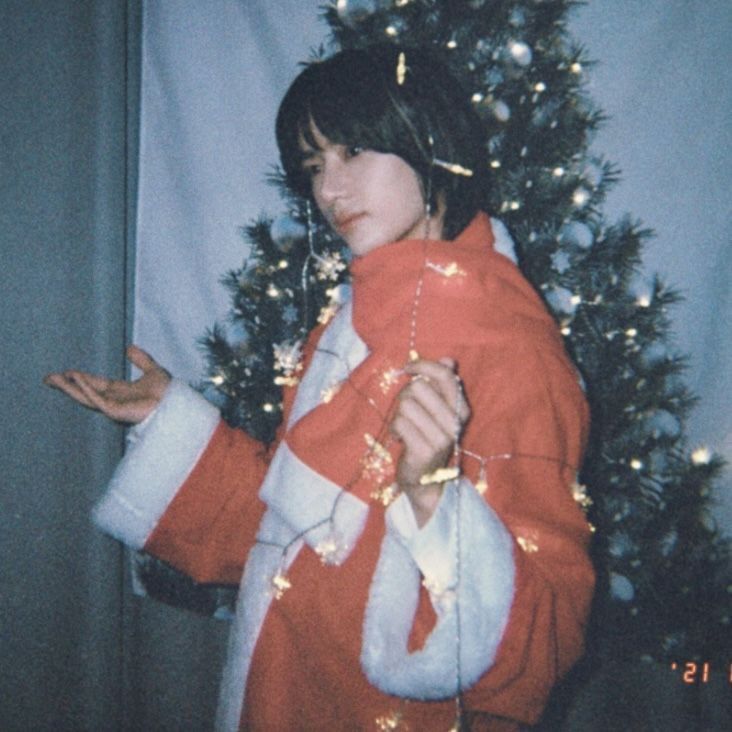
[143,421,271,585]
[142,320,329,586]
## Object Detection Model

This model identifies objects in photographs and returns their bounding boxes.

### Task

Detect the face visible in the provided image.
[300,125,444,257]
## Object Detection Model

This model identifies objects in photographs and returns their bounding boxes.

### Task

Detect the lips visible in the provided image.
[333,212,365,234]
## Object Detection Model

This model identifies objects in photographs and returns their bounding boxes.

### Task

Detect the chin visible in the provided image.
[347,238,385,257]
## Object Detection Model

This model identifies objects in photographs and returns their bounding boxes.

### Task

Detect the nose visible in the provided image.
[315,157,347,209]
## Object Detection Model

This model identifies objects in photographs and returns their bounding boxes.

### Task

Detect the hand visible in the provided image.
[390,357,471,527]
[43,345,171,424]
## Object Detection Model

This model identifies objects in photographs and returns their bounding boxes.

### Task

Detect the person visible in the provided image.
[45,45,594,731]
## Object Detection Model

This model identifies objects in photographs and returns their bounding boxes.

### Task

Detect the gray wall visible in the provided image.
[1,1,128,728]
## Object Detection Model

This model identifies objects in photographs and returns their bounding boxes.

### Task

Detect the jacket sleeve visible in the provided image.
[376,339,594,723]
[93,379,269,586]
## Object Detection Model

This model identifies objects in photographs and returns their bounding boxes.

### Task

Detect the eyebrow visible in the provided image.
[299,147,322,167]
[296,127,322,161]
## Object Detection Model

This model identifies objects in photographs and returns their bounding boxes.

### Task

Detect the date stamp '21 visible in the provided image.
[669,661,732,685]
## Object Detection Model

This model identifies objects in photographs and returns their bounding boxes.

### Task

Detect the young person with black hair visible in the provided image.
[46,46,594,731]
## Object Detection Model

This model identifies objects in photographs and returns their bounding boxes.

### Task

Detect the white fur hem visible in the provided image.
[215,440,370,730]
[361,479,515,698]
[92,378,221,548]
[287,297,368,429]
[259,441,369,560]
[490,216,518,264]
[215,508,303,732]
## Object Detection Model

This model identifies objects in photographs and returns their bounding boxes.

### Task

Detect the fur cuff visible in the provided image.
[287,297,368,428]
[361,479,515,698]
[92,379,220,548]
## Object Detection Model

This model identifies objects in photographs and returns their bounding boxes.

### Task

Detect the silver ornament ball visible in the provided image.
[270,215,306,251]
[336,0,379,28]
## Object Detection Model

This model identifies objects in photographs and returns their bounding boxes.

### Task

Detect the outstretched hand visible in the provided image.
[390,357,471,527]
[43,345,171,424]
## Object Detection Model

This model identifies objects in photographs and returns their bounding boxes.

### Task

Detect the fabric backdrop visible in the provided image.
[2,2,134,729]
[132,0,325,383]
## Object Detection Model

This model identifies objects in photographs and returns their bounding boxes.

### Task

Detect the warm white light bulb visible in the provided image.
[691,446,712,465]
[572,188,590,206]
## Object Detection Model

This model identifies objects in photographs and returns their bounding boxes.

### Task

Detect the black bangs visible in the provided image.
[277,46,429,197]
[275,45,488,238]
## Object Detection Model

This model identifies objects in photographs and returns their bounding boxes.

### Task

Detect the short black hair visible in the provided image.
[275,45,488,240]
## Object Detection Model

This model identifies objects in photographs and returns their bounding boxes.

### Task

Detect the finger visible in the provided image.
[428,358,470,422]
[390,414,435,469]
[402,361,470,423]
[400,378,461,437]
[126,344,160,373]
[405,358,459,402]
[65,370,114,394]
[391,411,454,493]
[43,373,99,410]
[396,395,454,450]
[68,372,119,416]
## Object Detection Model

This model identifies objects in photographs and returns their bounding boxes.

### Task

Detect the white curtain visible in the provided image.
[573,0,732,532]
[133,0,325,382]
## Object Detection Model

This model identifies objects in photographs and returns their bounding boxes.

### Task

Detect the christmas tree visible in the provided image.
[142,0,730,673]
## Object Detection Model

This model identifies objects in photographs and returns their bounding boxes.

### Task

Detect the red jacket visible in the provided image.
[95,213,594,731]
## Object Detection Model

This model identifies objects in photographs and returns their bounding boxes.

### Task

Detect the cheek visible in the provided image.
[402,168,426,207]
[382,161,425,211]
[310,180,327,214]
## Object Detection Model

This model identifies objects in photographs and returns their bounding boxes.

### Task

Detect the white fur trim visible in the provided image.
[490,217,518,264]
[92,379,220,548]
[215,508,304,732]
[216,435,370,729]
[361,479,515,698]
[259,441,369,560]
[287,297,369,428]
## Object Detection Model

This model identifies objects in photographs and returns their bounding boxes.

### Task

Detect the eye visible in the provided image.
[302,156,323,178]
[302,161,322,178]
[345,145,363,158]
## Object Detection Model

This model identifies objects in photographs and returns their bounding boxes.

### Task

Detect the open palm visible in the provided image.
[44,345,171,424]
